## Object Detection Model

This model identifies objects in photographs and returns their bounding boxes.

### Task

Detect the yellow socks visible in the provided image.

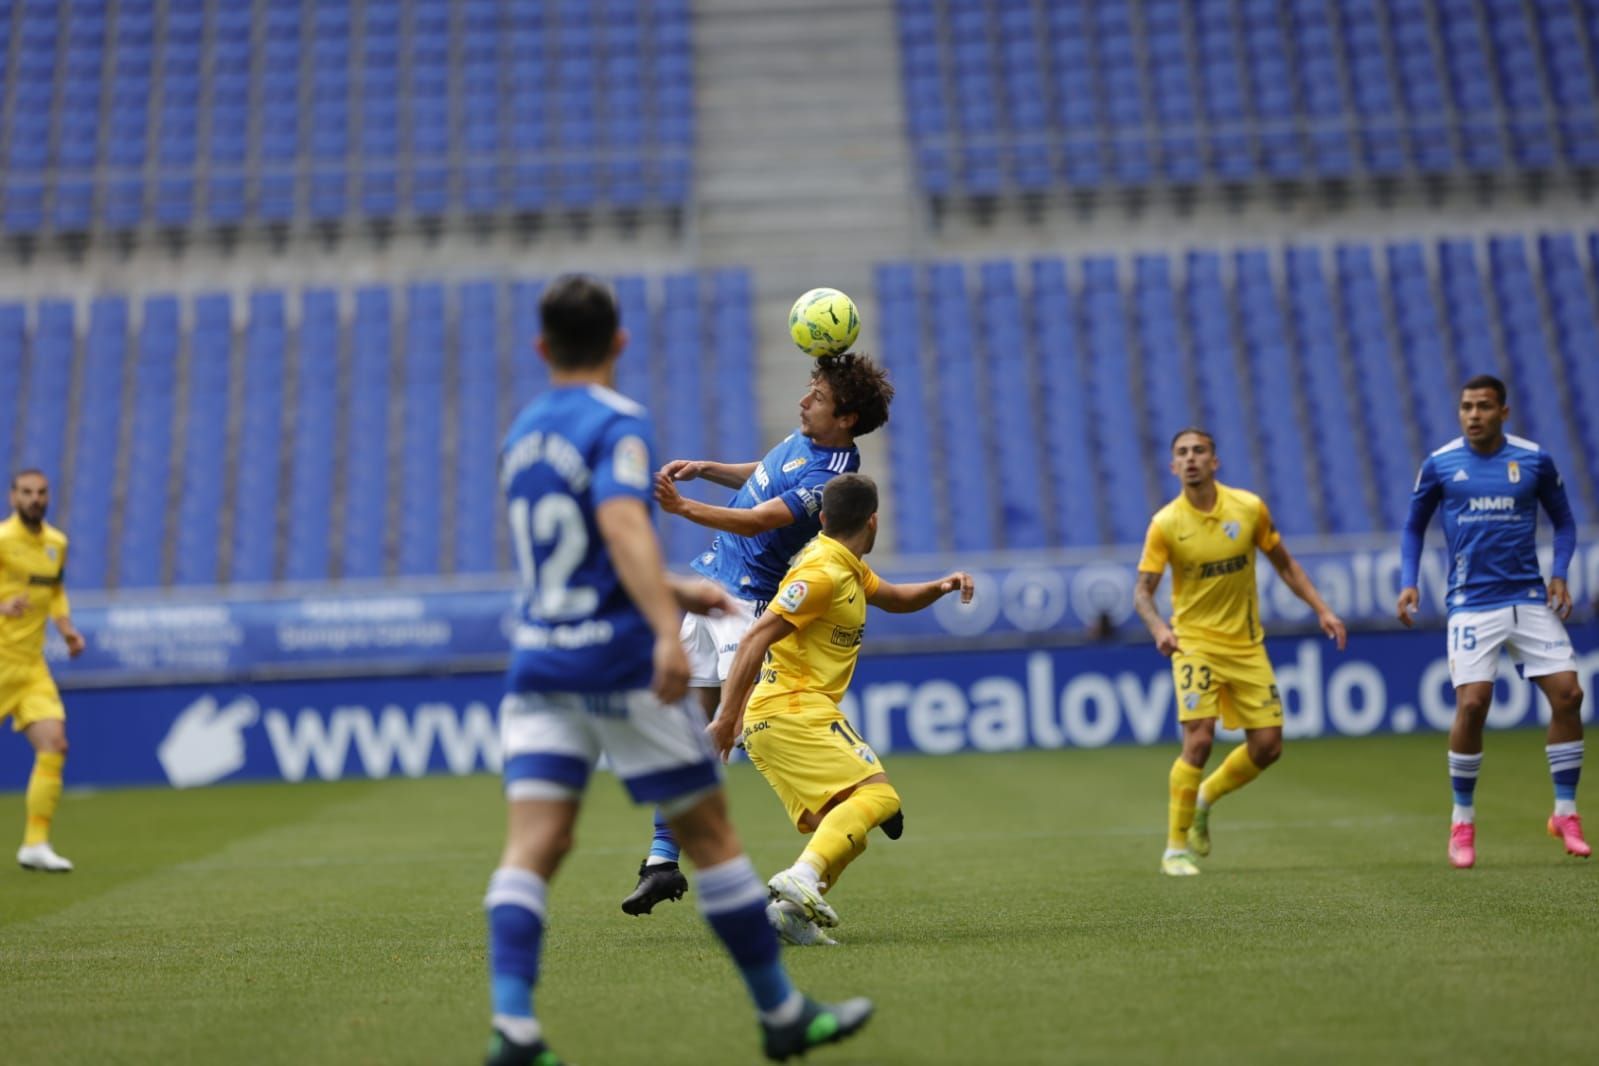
[1198,746,1263,809]
[1168,759,1202,850]
[799,782,901,890]
[24,752,64,847]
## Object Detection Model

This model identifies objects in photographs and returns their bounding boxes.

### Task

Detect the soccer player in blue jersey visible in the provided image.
[1397,374,1588,869]
[620,354,895,915]
[485,276,872,1065]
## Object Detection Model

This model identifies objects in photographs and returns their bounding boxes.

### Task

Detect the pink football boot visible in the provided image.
[1547,814,1592,858]
[1448,822,1476,869]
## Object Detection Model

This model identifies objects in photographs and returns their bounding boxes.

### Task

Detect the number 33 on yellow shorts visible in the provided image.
[1170,645,1282,730]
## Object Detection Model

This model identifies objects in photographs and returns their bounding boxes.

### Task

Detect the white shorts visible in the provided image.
[680,595,762,688]
[1446,603,1577,687]
[499,689,721,814]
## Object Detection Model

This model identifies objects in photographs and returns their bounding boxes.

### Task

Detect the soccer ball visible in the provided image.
[788,287,860,357]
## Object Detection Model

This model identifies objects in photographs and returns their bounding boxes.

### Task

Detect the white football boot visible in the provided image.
[766,900,838,947]
[17,842,74,872]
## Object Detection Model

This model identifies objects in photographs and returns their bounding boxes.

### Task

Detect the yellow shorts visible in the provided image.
[0,665,65,732]
[740,694,884,832]
[1172,643,1282,731]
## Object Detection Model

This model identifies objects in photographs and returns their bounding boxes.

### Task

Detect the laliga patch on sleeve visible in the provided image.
[613,435,649,489]
[795,486,820,515]
[776,580,809,612]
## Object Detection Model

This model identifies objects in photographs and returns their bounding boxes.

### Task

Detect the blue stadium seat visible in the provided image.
[1285,247,1373,533]
[711,270,759,464]
[1539,234,1599,473]
[658,274,707,566]
[1031,258,1104,546]
[978,260,1046,550]
[1133,255,1198,460]
[1385,241,1461,452]
[65,297,128,590]
[0,305,25,492]
[120,296,180,587]
[399,284,445,575]
[1184,251,1266,495]
[1334,244,1415,529]
[930,263,1001,551]
[875,264,941,554]
[341,288,392,579]
[231,291,286,583]
[454,280,501,575]
[284,289,339,582]
[19,301,75,488]
[174,294,232,585]
[1486,235,1593,522]
[1235,250,1320,534]
[1080,257,1152,543]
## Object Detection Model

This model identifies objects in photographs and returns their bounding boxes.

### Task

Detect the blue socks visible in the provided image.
[696,854,799,1021]
[1548,740,1583,816]
[485,867,548,1045]
[1448,750,1482,824]
[648,808,681,865]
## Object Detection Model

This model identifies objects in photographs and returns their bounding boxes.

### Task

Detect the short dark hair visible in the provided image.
[821,473,878,537]
[1461,374,1507,405]
[813,353,894,437]
[1169,426,1215,453]
[539,274,620,369]
[10,468,46,490]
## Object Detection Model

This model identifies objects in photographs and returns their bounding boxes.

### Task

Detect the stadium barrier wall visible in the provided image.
[5,627,1594,792]
[42,538,1599,684]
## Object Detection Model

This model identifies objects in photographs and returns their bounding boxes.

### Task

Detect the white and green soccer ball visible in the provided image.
[788,287,860,357]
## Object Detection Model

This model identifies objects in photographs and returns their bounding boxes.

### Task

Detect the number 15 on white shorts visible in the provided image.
[1447,602,1576,687]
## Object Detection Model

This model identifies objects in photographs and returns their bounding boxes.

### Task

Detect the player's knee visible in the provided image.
[1456,692,1492,719]
[1182,735,1213,765]
[1549,680,1585,716]
[1250,737,1282,767]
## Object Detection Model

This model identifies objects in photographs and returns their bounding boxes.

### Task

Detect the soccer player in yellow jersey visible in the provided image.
[1134,430,1347,877]
[0,470,86,872]
[708,473,973,945]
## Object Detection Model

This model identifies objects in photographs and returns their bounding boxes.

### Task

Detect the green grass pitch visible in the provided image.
[3,730,1594,1065]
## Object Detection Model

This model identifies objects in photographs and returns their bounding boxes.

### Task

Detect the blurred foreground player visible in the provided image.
[483,275,871,1065]
[1,470,87,872]
[1135,429,1346,877]
[1397,375,1587,868]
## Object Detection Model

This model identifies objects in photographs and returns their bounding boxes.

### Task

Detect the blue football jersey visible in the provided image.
[500,385,657,692]
[1401,434,1577,613]
[691,430,859,602]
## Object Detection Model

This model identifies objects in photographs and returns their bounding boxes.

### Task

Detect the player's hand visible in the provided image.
[62,630,86,658]
[940,571,975,604]
[1548,577,1573,620]
[1396,587,1420,628]
[706,710,743,764]
[0,595,27,618]
[660,459,704,483]
[653,472,687,514]
[1153,625,1181,657]
[672,578,735,617]
[651,634,691,705]
[1318,609,1348,651]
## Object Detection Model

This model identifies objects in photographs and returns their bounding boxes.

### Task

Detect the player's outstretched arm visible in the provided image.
[708,610,797,763]
[1397,457,1442,627]
[1133,570,1180,656]
[654,473,795,537]
[596,497,691,704]
[668,577,737,617]
[660,458,760,489]
[866,572,974,614]
[1264,542,1347,650]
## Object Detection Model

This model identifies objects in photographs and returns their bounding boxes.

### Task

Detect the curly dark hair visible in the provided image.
[811,353,894,438]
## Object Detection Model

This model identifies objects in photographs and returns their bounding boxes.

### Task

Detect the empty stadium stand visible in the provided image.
[0,0,693,234]
[0,269,753,589]
[875,230,1599,554]
[897,0,1599,197]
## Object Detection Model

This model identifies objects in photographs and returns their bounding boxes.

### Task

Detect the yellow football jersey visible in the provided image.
[746,534,879,717]
[0,514,70,674]
[1137,482,1280,649]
